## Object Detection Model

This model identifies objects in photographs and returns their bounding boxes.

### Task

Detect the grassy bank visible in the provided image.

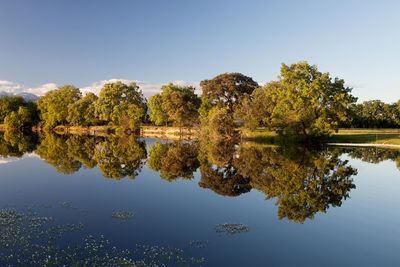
[240,128,400,146]
[327,128,400,145]
[2,124,400,145]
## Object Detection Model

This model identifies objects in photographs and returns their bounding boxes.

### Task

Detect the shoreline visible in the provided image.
[1,124,400,148]
[327,143,400,149]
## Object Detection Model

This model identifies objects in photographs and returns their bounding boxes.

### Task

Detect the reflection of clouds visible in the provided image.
[0,153,40,165]
[0,158,18,165]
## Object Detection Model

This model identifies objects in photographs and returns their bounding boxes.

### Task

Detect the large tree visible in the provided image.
[148,93,169,126]
[3,106,36,129]
[37,85,82,128]
[67,92,99,126]
[200,73,258,112]
[94,81,147,128]
[161,83,201,126]
[0,96,38,124]
[263,61,357,136]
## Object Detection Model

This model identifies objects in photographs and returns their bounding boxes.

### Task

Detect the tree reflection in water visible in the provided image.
[2,131,400,223]
[148,141,200,182]
[34,132,147,179]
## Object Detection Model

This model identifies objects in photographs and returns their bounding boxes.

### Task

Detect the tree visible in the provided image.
[94,81,147,128]
[0,96,39,125]
[67,93,99,126]
[4,106,36,129]
[235,86,275,130]
[4,111,23,129]
[200,73,258,112]
[263,61,357,136]
[148,94,169,126]
[37,85,82,128]
[0,96,25,122]
[208,107,236,141]
[348,100,399,128]
[161,83,201,126]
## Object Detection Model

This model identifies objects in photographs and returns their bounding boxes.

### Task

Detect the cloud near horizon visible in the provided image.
[0,79,201,98]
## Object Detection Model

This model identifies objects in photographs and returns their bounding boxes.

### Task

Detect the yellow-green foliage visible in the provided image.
[94,81,147,128]
[37,85,82,128]
[240,62,356,137]
[148,94,169,126]
[160,83,201,126]
[67,92,98,126]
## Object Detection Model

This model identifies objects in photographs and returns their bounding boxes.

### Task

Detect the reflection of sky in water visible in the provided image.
[0,141,400,266]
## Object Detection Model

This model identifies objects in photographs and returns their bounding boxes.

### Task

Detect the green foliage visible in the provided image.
[252,147,357,223]
[345,100,400,128]
[198,141,251,197]
[0,96,26,122]
[4,106,36,129]
[235,86,275,130]
[0,96,39,127]
[35,133,147,178]
[208,107,236,141]
[148,94,169,126]
[4,111,22,129]
[0,130,39,158]
[67,93,99,126]
[147,141,170,171]
[200,72,258,112]
[37,85,82,128]
[94,135,147,180]
[198,96,213,124]
[147,141,200,182]
[94,81,147,128]
[160,83,201,126]
[260,61,357,136]
[35,134,83,174]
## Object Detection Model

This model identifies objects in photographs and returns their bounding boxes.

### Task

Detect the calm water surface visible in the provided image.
[0,132,399,266]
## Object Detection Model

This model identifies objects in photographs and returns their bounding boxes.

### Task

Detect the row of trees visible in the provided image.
[0,96,39,129]
[1,61,400,134]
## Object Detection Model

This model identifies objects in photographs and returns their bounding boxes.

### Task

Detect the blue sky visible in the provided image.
[0,0,399,101]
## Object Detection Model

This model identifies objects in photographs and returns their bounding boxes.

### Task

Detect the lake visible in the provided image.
[0,131,399,266]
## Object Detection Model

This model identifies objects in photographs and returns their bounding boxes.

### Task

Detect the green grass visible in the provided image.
[240,127,400,145]
[328,128,400,145]
[239,128,277,143]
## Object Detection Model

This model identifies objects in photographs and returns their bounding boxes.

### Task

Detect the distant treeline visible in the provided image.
[1,61,399,135]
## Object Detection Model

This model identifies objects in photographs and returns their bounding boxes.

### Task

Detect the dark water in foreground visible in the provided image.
[0,131,399,266]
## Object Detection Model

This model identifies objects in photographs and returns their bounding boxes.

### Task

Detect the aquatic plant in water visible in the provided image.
[188,240,209,249]
[214,223,249,235]
[59,201,88,213]
[111,211,135,221]
[0,207,205,266]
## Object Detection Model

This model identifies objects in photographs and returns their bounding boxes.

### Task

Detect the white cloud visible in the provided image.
[1,79,201,99]
[0,80,24,93]
[25,83,58,96]
[0,80,57,96]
